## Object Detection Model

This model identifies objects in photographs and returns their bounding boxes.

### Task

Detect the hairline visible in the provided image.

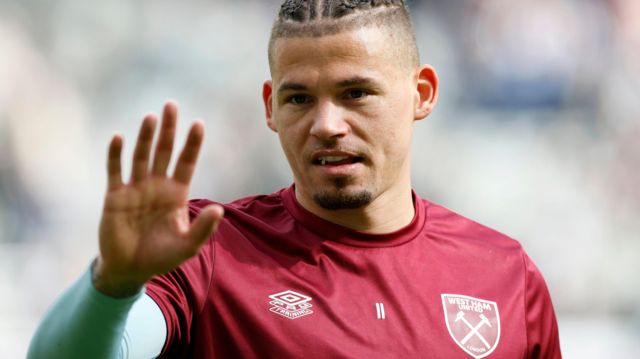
[268,9,420,75]
[268,27,420,77]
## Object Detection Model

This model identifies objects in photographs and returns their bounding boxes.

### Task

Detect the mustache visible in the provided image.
[309,139,355,151]
[305,139,368,158]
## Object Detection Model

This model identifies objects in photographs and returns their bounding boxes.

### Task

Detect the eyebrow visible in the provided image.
[277,82,308,95]
[336,76,380,88]
[277,76,381,96]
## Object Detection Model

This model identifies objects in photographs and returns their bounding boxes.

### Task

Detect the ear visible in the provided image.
[413,65,439,121]
[263,80,277,132]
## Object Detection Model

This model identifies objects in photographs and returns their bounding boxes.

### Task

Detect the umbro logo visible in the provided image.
[268,290,314,320]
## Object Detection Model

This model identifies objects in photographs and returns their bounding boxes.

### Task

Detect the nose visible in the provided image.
[309,100,349,140]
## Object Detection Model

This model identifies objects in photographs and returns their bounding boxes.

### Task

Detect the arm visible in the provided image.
[28,101,223,357]
[121,291,167,358]
[27,264,166,359]
[524,253,562,359]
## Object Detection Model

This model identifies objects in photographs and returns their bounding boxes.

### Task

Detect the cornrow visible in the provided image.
[268,0,419,71]
[278,0,407,22]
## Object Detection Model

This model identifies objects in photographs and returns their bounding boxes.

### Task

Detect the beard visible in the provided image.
[312,177,373,210]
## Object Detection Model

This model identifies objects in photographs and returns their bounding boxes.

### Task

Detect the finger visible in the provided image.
[107,133,124,190]
[173,120,204,184]
[151,101,178,176]
[184,205,224,251]
[130,114,158,183]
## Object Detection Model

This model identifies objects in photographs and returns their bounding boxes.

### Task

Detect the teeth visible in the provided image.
[319,156,348,165]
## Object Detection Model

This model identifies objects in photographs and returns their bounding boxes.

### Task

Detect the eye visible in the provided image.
[344,89,368,100]
[287,94,310,105]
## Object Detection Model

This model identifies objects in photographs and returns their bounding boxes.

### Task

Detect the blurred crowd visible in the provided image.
[0,0,638,357]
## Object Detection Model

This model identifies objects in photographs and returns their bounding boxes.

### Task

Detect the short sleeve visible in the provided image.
[144,201,216,358]
[524,253,562,358]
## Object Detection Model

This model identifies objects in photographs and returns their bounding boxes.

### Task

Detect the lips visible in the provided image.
[311,151,364,166]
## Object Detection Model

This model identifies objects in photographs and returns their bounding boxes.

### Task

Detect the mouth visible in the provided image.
[313,155,365,166]
[309,149,367,178]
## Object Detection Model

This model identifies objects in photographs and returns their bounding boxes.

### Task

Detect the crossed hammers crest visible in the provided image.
[455,311,492,349]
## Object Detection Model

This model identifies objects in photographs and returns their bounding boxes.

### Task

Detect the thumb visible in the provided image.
[186,204,224,249]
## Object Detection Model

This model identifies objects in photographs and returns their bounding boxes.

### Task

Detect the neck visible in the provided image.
[294,181,415,234]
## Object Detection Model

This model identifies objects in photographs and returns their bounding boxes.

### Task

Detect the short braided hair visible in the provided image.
[268,0,419,71]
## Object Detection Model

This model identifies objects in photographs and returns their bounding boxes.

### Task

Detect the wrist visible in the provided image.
[91,257,146,298]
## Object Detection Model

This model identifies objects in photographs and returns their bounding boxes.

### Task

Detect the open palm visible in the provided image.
[95,102,223,297]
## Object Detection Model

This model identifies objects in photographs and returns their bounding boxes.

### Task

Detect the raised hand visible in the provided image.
[93,101,224,297]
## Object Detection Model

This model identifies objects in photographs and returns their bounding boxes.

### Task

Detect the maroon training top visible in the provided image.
[146,186,561,358]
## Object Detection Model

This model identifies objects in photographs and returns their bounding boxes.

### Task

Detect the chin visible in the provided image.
[312,179,374,210]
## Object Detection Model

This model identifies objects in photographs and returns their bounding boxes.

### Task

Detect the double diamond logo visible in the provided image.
[268,290,314,320]
[441,294,501,358]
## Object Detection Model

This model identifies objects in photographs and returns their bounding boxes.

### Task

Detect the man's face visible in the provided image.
[264,27,435,211]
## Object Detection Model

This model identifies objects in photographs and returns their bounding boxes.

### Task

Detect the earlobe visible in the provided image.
[262,80,277,132]
[414,65,439,121]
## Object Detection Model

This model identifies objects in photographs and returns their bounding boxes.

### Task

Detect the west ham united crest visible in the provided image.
[441,294,501,358]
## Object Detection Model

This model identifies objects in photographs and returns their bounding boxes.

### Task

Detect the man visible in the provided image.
[29,0,561,358]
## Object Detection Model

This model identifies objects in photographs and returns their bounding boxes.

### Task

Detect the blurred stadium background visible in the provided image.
[1,0,638,357]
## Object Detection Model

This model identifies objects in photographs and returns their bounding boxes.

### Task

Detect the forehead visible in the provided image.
[270,27,404,85]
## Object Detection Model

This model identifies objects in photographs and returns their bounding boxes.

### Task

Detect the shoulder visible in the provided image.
[419,196,525,257]
[188,189,291,231]
[188,189,284,213]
